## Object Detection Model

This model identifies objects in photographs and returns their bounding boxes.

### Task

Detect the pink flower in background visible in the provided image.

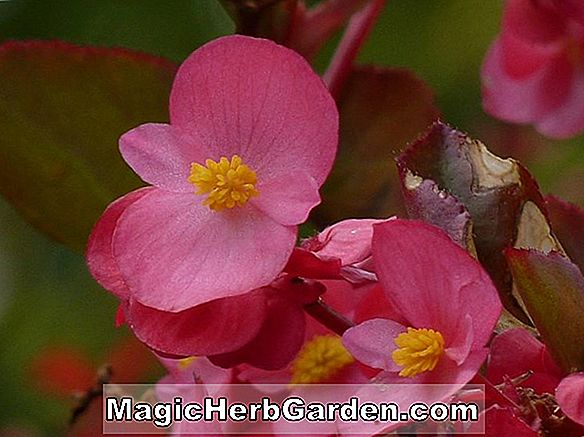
[482,0,584,138]
[340,219,502,435]
[557,373,584,426]
[87,34,338,313]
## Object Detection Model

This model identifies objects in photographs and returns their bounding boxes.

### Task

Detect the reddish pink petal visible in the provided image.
[250,170,321,225]
[556,0,584,26]
[126,290,267,356]
[157,355,232,385]
[504,0,566,44]
[284,248,342,279]
[444,314,473,365]
[86,187,153,300]
[468,406,538,436]
[372,220,501,348]
[500,31,560,79]
[557,373,584,426]
[113,188,296,311]
[169,35,338,189]
[311,218,389,266]
[342,318,404,372]
[487,328,562,394]
[354,284,407,325]
[482,39,571,124]
[119,123,204,193]
[537,65,584,138]
[210,292,306,370]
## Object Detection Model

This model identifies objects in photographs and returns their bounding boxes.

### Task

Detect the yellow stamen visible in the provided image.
[188,155,259,211]
[392,328,444,378]
[290,335,354,385]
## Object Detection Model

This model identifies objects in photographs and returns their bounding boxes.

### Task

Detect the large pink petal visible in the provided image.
[250,170,321,226]
[113,188,296,311]
[537,64,584,138]
[557,373,584,426]
[86,187,154,300]
[486,328,562,394]
[372,219,501,347]
[169,35,338,188]
[342,318,404,372]
[482,38,571,124]
[126,289,267,356]
[119,123,204,193]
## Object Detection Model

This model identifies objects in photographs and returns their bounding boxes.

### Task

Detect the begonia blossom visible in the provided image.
[482,0,584,138]
[87,34,338,314]
[340,219,502,435]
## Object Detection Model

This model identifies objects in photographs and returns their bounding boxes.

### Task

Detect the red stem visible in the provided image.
[304,298,355,336]
[323,0,387,99]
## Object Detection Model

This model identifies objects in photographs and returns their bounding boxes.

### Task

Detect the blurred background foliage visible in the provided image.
[0,0,582,435]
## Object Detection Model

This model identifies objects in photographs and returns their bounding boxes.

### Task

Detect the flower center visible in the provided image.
[392,327,444,378]
[188,155,259,211]
[290,335,354,384]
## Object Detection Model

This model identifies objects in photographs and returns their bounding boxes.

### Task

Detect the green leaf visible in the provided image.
[0,41,177,252]
[506,248,584,373]
[314,66,439,225]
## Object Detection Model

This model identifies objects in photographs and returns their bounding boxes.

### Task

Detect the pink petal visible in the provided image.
[86,187,153,300]
[537,65,584,138]
[119,123,203,193]
[482,38,571,124]
[468,406,538,436]
[504,0,566,44]
[444,314,473,365]
[126,289,267,356]
[210,291,306,370]
[338,349,487,436]
[156,355,232,385]
[500,30,561,79]
[311,218,390,266]
[113,188,296,311]
[372,219,501,347]
[250,170,321,226]
[486,328,563,394]
[342,318,404,372]
[284,248,342,280]
[557,373,584,426]
[169,35,338,189]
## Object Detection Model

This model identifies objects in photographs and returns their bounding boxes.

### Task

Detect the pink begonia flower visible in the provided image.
[87,34,338,314]
[482,0,584,138]
[557,373,584,426]
[487,328,584,431]
[340,219,502,435]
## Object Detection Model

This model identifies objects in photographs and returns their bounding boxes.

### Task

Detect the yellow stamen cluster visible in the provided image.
[188,155,259,211]
[392,328,444,378]
[290,335,354,385]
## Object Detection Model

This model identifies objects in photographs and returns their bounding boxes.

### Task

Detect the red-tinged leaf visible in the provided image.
[546,194,584,275]
[315,66,439,224]
[399,175,475,251]
[397,122,560,323]
[0,41,177,252]
[505,248,584,373]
